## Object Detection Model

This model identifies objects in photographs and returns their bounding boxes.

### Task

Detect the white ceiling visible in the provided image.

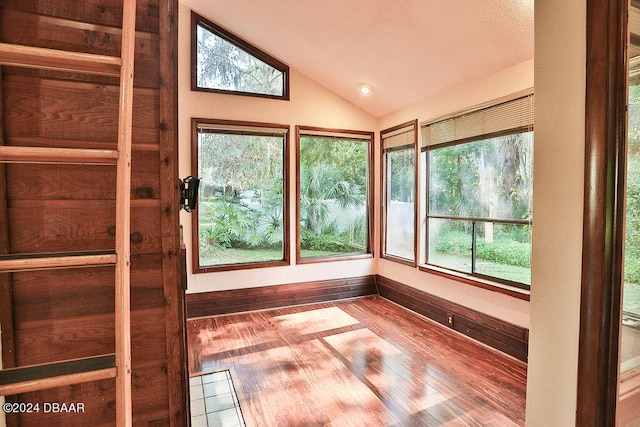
[181,0,534,118]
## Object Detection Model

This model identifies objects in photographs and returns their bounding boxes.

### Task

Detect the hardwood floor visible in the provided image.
[187,296,527,426]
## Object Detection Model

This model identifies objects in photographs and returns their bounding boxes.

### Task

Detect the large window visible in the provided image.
[296,127,373,262]
[381,121,417,264]
[192,119,289,272]
[422,94,534,288]
[192,12,289,99]
[620,57,640,414]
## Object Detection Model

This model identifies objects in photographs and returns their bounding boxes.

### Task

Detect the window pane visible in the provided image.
[197,131,285,267]
[427,218,472,273]
[428,132,533,221]
[196,23,285,97]
[474,222,531,285]
[619,46,640,427]
[621,68,640,378]
[299,136,369,258]
[385,148,415,260]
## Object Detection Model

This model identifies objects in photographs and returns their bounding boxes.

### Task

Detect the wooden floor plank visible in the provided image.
[188,296,527,426]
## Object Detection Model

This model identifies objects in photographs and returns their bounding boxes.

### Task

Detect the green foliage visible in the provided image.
[198,195,283,258]
[388,148,415,203]
[299,163,364,234]
[434,229,531,268]
[625,157,640,285]
[476,240,531,268]
[428,133,533,220]
[198,197,253,249]
[196,24,283,96]
[299,137,369,254]
[624,86,640,286]
[434,230,471,256]
[300,228,363,253]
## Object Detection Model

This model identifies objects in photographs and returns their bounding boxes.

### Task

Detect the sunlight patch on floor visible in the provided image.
[273,306,361,335]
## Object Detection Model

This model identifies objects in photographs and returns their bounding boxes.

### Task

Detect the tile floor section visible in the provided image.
[190,370,246,427]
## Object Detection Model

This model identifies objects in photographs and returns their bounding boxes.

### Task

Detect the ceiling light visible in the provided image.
[359,84,372,95]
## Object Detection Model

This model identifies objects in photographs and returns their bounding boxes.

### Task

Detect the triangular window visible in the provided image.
[192,12,289,99]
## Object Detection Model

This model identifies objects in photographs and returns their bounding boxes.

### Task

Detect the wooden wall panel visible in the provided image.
[0,0,160,33]
[186,276,377,318]
[13,316,115,366]
[5,151,160,200]
[0,9,160,88]
[2,75,159,144]
[13,364,170,426]
[0,0,185,424]
[7,205,162,254]
[10,255,164,323]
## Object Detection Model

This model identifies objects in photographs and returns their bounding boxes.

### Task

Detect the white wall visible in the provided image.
[525,0,586,425]
[178,2,378,293]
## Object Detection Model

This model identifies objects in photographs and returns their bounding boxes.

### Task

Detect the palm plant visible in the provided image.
[300,163,364,234]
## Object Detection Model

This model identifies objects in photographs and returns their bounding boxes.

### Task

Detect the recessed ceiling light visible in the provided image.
[359,84,372,95]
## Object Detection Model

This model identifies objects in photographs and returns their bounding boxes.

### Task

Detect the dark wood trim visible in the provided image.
[376,275,529,362]
[578,0,629,424]
[186,275,377,318]
[379,120,419,266]
[158,1,188,424]
[190,11,290,101]
[418,264,530,301]
[190,118,291,274]
[295,125,375,263]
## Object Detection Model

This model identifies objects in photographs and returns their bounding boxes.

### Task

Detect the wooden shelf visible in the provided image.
[0,354,116,396]
[0,42,121,76]
[0,146,119,165]
[0,252,116,273]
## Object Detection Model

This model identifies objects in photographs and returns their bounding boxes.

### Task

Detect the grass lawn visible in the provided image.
[623,281,640,315]
[429,252,531,285]
[201,248,284,265]
[300,249,366,258]
[200,247,365,265]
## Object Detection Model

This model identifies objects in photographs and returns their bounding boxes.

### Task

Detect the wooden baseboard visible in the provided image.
[186,275,377,318]
[376,275,529,362]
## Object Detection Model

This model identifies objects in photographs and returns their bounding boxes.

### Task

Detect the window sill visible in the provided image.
[195,259,290,274]
[418,264,530,301]
[381,254,416,267]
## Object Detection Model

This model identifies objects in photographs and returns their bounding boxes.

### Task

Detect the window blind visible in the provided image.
[382,124,415,150]
[421,93,534,148]
[298,127,372,141]
[196,122,288,137]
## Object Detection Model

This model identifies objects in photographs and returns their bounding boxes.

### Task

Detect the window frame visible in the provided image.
[295,125,374,264]
[191,118,291,273]
[420,92,534,292]
[191,11,290,100]
[380,120,419,266]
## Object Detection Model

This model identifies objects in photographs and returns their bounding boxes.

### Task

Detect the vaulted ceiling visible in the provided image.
[181,0,534,118]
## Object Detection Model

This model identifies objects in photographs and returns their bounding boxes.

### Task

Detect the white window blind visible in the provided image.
[421,93,534,148]
[298,127,372,141]
[196,122,288,137]
[382,124,415,150]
